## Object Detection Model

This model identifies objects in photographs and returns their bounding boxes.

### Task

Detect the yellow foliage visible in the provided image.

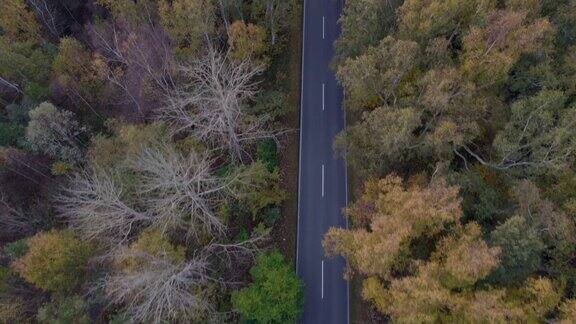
[12,230,93,293]
[397,0,497,41]
[88,121,168,170]
[51,161,73,176]
[118,229,186,274]
[228,21,268,62]
[324,175,563,322]
[0,0,40,42]
[436,223,500,289]
[461,10,554,86]
[375,262,456,323]
[559,299,576,323]
[0,298,27,323]
[323,175,461,280]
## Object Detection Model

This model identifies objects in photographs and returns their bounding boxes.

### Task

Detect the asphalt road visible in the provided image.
[296,0,348,323]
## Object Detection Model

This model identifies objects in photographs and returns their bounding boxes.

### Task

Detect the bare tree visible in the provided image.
[132,144,234,239]
[0,194,38,239]
[103,250,214,324]
[56,141,248,244]
[102,234,266,324]
[160,48,272,161]
[55,169,150,245]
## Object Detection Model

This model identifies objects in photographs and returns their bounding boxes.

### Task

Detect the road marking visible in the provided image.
[321,260,324,299]
[322,164,325,197]
[322,16,325,39]
[322,83,325,111]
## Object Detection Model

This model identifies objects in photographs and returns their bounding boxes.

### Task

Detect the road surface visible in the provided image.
[296,0,348,323]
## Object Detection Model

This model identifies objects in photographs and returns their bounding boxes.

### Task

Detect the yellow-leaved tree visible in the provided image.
[324,175,562,322]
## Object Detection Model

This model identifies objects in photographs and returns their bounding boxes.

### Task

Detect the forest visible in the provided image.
[0,0,303,323]
[325,0,576,322]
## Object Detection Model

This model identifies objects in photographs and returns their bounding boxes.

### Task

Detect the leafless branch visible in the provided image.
[55,169,150,246]
[160,48,273,161]
[132,144,231,239]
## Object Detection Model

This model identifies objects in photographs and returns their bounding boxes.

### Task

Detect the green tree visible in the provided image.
[493,90,576,173]
[512,180,576,277]
[158,0,215,57]
[13,230,93,294]
[52,37,105,107]
[461,10,554,87]
[256,139,278,172]
[397,0,497,42]
[335,0,399,60]
[232,251,302,323]
[452,166,510,229]
[3,239,28,260]
[250,0,297,45]
[336,36,419,111]
[0,38,53,97]
[0,123,24,147]
[416,67,487,157]
[249,90,289,120]
[236,161,285,220]
[95,0,157,23]
[334,107,420,178]
[489,215,545,284]
[37,296,90,324]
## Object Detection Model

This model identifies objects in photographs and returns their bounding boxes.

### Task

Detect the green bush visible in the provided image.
[264,207,281,226]
[3,239,28,260]
[250,90,290,120]
[37,296,90,324]
[24,82,49,102]
[0,122,24,147]
[232,251,302,323]
[256,139,278,172]
[5,103,31,124]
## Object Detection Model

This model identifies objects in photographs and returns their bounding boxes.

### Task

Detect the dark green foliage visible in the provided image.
[36,296,90,324]
[250,90,290,120]
[452,166,510,230]
[5,103,31,124]
[506,54,559,99]
[0,266,12,293]
[0,40,54,91]
[489,215,545,285]
[3,239,28,260]
[232,251,303,323]
[0,123,24,147]
[108,312,130,324]
[24,82,49,103]
[256,139,278,172]
[235,228,249,242]
[263,207,281,226]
